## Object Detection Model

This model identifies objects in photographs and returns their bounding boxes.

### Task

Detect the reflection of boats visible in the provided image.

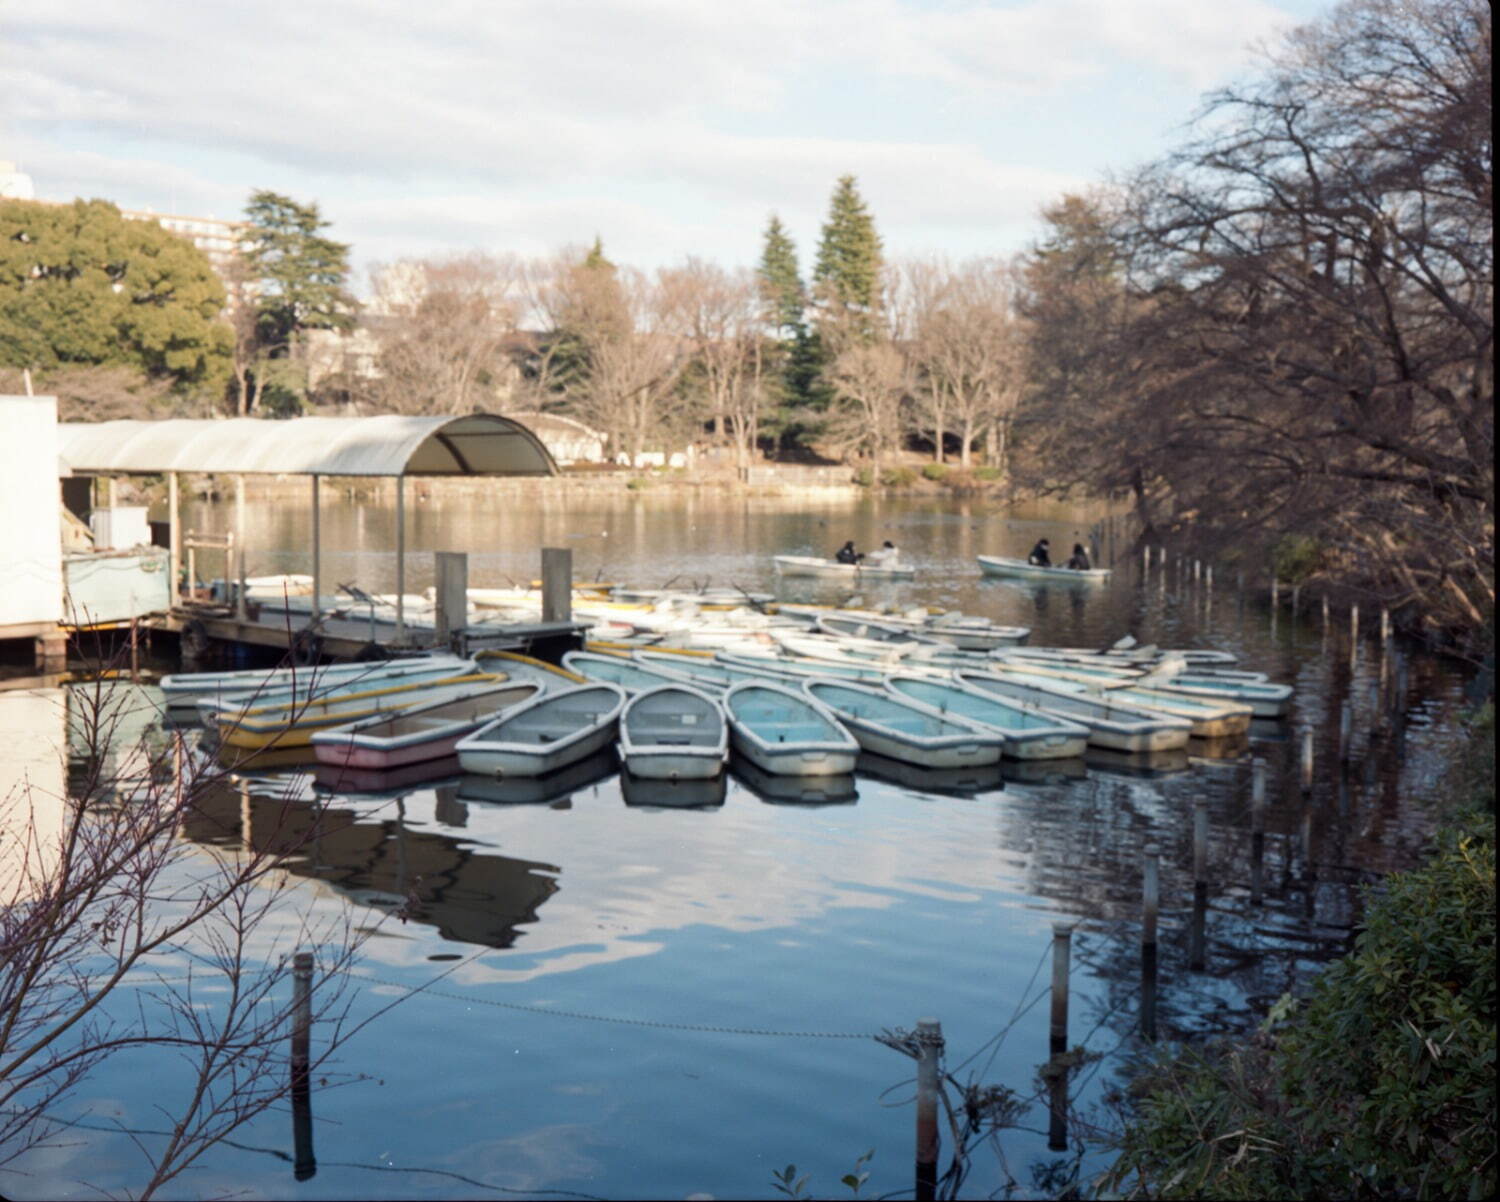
[731,758,858,805]
[456,683,626,777]
[955,672,1191,753]
[620,685,727,780]
[976,555,1111,582]
[312,755,464,797]
[216,741,321,772]
[619,769,727,808]
[773,554,917,580]
[884,675,1089,760]
[1083,746,1191,778]
[1187,734,1250,761]
[456,748,619,806]
[1000,757,1088,786]
[804,680,1004,769]
[723,681,859,776]
[855,751,1005,797]
[311,682,541,770]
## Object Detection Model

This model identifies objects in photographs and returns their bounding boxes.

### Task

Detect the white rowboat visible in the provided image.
[723,681,860,776]
[619,685,728,780]
[773,555,917,580]
[976,555,1111,582]
[455,683,627,777]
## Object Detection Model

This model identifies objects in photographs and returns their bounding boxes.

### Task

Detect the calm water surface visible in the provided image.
[3,493,1475,1200]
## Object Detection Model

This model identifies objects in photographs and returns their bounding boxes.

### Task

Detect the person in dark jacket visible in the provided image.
[834,540,862,564]
[1027,538,1052,567]
[1066,542,1092,570]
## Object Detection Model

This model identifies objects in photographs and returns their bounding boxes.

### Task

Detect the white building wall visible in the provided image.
[0,396,62,631]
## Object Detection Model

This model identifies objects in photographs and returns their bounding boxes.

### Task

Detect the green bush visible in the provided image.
[625,476,649,491]
[1102,711,1497,1200]
[853,468,874,487]
[1271,535,1324,583]
[921,462,950,482]
[881,466,918,487]
[973,465,1002,482]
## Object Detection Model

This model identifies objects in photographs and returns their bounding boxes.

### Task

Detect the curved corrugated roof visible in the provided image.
[57,414,559,477]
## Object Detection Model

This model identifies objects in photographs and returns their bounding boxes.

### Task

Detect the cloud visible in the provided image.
[0,0,1303,268]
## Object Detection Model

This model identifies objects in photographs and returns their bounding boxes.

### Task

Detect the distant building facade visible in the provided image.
[119,209,250,276]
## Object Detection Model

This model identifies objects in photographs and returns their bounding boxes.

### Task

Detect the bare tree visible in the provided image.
[662,259,771,473]
[0,660,375,1196]
[826,341,911,481]
[906,258,1029,472]
[370,253,524,415]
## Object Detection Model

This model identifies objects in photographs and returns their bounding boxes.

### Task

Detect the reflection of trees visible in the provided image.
[185,780,559,949]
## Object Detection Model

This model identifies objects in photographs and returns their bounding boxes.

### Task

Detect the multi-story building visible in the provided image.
[119,209,250,276]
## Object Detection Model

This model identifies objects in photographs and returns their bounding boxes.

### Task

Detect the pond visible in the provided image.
[1,492,1475,1200]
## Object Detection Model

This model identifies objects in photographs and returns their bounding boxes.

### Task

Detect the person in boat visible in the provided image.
[1065,542,1092,570]
[864,540,899,567]
[1027,538,1052,567]
[834,540,863,565]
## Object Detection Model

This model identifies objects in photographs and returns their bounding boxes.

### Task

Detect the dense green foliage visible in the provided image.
[0,198,231,392]
[243,190,355,350]
[758,215,805,335]
[1103,707,1496,1201]
[812,175,883,339]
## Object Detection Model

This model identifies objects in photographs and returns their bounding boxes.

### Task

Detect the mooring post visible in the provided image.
[1322,593,1329,630]
[914,1018,942,1202]
[1350,603,1359,645]
[1301,807,1316,884]
[1141,847,1159,1040]
[1291,584,1300,615]
[1205,564,1213,589]
[290,951,316,1180]
[1049,923,1072,1056]
[1300,729,1314,794]
[1193,558,1201,582]
[168,471,181,604]
[1339,701,1352,763]
[433,551,469,649]
[310,474,321,620]
[1190,801,1209,971]
[1270,576,1279,608]
[541,547,573,624]
[394,475,407,645]
[1250,758,1267,905]
[1380,606,1390,641]
[234,473,248,621]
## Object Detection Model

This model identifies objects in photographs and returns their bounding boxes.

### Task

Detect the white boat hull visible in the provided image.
[458,719,617,778]
[728,729,858,777]
[976,555,1111,582]
[774,555,917,580]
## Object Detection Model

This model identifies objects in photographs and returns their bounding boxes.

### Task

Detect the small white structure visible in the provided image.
[505,411,607,465]
[0,396,63,660]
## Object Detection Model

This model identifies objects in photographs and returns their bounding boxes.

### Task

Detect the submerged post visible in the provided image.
[1380,606,1390,641]
[1350,603,1359,645]
[1193,800,1209,886]
[291,951,316,1180]
[1271,576,1279,608]
[395,475,407,644]
[542,547,573,624]
[1142,846,1160,1040]
[1291,584,1300,615]
[1301,729,1314,794]
[1339,701,1352,763]
[914,1018,942,1202]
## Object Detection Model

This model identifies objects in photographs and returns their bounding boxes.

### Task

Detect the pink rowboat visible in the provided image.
[310,682,541,770]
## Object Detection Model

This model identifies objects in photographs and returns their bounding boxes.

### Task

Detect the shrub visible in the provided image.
[1271,534,1324,583]
[625,477,649,491]
[881,466,918,487]
[973,465,1002,482]
[853,468,874,487]
[1101,709,1497,1201]
[921,463,950,482]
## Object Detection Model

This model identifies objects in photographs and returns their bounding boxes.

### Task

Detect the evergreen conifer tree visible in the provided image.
[757,215,804,336]
[812,175,884,340]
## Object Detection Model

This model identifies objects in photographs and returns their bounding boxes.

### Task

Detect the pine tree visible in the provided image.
[757,215,804,335]
[812,175,884,340]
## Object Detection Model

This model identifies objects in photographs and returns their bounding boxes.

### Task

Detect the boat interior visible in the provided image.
[626,691,723,748]
[355,685,540,738]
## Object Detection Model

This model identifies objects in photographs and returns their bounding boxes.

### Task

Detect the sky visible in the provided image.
[1,0,1338,288]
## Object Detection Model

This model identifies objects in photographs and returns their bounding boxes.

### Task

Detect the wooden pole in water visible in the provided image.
[1142,544,1150,574]
[234,474,248,620]
[1141,845,1159,954]
[291,951,316,1180]
[395,475,406,645]
[1350,603,1359,645]
[1322,594,1329,629]
[1380,607,1390,641]
[1271,576,1279,608]
[168,471,181,605]
[542,547,573,624]
[1301,729,1314,794]
[1049,924,1072,1055]
[1291,584,1300,616]
[310,474,321,620]
[1250,761,1266,906]
[1339,701,1352,763]
[1193,800,1209,886]
[914,1018,942,1202]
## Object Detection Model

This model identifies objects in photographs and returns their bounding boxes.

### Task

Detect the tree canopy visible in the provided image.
[0,198,231,392]
[757,215,804,334]
[812,175,884,340]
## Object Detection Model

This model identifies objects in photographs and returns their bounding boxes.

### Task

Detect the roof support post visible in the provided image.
[168,471,180,606]
[234,474,248,621]
[395,475,406,645]
[310,475,321,621]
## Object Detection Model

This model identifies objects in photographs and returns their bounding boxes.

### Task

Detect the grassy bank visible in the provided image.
[1099,705,1496,1201]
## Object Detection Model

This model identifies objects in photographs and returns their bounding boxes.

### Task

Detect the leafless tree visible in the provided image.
[0,661,376,1196]
[662,259,771,473]
[826,340,911,481]
[370,253,525,415]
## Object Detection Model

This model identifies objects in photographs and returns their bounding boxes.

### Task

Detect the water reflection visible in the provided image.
[731,759,858,805]
[456,749,619,806]
[619,770,727,808]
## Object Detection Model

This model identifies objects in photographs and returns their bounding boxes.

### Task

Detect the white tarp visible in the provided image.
[57,413,558,478]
